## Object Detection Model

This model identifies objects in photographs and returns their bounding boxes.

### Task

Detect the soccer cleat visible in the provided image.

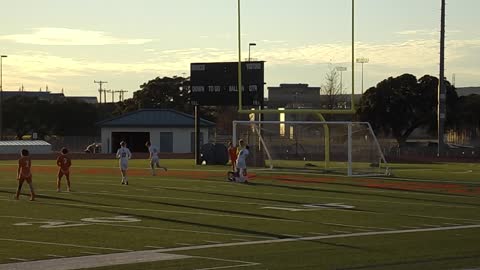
[164,167,168,172]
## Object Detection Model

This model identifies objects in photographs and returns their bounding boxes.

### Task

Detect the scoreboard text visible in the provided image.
[190,61,264,106]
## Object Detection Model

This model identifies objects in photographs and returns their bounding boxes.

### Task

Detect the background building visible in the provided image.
[97,109,215,154]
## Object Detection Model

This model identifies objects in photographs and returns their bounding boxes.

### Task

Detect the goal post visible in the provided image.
[233,120,389,177]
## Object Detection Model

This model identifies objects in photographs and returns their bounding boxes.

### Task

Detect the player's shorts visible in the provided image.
[150,156,160,166]
[236,160,246,169]
[57,168,70,178]
[119,161,128,170]
[18,174,32,183]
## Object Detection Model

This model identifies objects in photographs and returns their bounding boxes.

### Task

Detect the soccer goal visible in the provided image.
[232,121,389,177]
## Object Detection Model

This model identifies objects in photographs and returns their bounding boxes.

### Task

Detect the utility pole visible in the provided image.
[117,90,128,101]
[107,90,115,103]
[438,0,447,157]
[94,80,107,104]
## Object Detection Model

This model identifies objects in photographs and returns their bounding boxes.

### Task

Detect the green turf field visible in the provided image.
[0,159,479,270]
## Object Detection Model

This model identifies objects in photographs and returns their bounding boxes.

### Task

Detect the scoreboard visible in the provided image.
[190,61,264,106]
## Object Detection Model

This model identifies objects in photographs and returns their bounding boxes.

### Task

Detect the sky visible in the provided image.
[1,0,479,100]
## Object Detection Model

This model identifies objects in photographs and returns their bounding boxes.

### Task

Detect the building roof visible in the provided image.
[0,140,51,146]
[97,109,216,128]
[67,96,98,104]
[2,91,64,100]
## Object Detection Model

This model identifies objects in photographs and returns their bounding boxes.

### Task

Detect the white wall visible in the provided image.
[101,127,209,153]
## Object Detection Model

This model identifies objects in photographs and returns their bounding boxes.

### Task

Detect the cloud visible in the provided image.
[396,29,434,35]
[0,27,152,45]
[396,29,462,36]
[2,36,480,93]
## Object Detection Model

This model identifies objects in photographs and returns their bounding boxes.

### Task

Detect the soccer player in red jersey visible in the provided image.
[227,141,238,172]
[56,147,72,192]
[15,149,35,201]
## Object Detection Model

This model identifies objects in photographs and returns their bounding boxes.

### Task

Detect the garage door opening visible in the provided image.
[111,132,150,153]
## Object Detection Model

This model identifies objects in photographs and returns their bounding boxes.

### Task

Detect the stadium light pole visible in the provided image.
[248,43,256,61]
[238,0,356,114]
[356,57,369,95]
[0,55,7,140]
[438,0,447,157]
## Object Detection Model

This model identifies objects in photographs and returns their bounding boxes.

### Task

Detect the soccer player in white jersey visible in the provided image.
[145,141,167,176]
[235,139,250,183]
[116,141,132,185]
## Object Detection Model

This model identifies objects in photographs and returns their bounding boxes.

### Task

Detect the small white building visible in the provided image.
[0,140,52,154]
[97,109,215,154]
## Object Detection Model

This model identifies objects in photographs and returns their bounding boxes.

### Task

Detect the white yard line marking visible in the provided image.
[52,172,478,201]
[2,224,480,270]
[0,215,274,240]
[451,170,473,174]
[193,256,260,270]
[400,226,419,229]
[443,223,463,226]
[9,258,28,262]
[111,183,479,210]
[0,196,301,223]
[332,230,351,234]
[321,222,391,231]
[281,234,302,238]
[150,224,480,253]
[0,238,132,252]
[46,254,66,258]
[0,251,191,270]
[406,214,480,223]
[144,246,165,249]
[203,240,223,244]
[262,206,317,212]
[352,228,371,232]
[79,252,100,255]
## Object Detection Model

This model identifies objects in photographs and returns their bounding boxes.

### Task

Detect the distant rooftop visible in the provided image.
[3,90,97,103]
[97,109,216,128]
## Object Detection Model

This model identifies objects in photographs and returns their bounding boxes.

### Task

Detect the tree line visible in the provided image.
[3,74,479,146]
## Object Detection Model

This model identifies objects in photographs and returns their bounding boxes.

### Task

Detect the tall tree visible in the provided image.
[453,94,480,141]
[356,74,457,146]
[132,76,191,111]
[113,75,218,122]
[321,67,344,109]
[3,96,52,139]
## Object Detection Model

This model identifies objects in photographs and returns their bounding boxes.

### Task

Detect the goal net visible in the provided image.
[233,121,389,177]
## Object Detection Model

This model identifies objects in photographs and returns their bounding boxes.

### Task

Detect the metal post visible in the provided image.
[237,0,243,110]
[0,55,7,140]
[438,0,447,157]
[347,123,353,176]
[195,106,201,165]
